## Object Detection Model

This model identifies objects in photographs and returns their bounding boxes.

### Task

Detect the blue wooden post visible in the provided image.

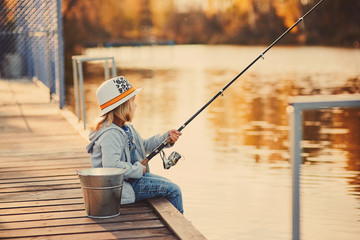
[55,0,65,109]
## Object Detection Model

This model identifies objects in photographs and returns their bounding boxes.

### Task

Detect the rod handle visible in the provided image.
[142,137,171,165]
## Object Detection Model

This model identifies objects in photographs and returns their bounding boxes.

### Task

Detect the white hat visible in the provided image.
[96,76,142,116]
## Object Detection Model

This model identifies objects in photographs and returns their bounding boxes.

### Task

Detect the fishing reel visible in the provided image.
[160,150,184,169]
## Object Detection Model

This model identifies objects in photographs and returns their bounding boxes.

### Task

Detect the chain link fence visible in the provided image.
[0,0,65,108]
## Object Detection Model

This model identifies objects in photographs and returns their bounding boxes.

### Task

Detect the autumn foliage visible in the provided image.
[63,0,359,47]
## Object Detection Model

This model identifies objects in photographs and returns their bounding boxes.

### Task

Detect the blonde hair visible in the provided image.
[93,99,133,132]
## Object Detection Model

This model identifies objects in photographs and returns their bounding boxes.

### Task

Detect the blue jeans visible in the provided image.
[129,172,184,214]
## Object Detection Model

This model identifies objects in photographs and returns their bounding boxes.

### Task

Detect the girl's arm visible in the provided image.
[142,132,168,153]
[142,130,182,154]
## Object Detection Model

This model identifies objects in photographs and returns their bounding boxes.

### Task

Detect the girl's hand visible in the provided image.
[168,129,182,143]
[142,165,146,174]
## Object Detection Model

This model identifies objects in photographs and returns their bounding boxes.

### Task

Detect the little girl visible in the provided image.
[86,76,183,213]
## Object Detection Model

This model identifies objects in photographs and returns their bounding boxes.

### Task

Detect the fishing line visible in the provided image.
[143,0,325,169]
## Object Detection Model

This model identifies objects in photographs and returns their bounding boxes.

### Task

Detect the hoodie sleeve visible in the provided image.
[141,131,173,154]
[100,130,143,179]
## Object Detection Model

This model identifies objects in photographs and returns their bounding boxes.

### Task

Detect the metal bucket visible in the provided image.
[77,168,125,218]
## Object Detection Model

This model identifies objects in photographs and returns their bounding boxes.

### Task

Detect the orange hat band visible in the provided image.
[100,87,135,110]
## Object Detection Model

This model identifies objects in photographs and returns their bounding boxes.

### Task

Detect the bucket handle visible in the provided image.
[81,184,123,190]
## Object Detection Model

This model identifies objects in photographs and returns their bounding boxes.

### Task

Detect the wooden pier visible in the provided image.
[0,79,206,239]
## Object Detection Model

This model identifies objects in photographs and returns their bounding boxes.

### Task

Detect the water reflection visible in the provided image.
[68,45,360,240]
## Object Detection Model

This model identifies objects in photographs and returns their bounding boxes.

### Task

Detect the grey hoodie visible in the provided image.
[86,123,170,204]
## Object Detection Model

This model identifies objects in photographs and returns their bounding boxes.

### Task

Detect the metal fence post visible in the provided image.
[77,61,87,129]
[289,94,360,240]
[72,58,80,119]
[289,106,302,240]
[112,57,116,77]
[71,56,117,129]
[105,60,110,81]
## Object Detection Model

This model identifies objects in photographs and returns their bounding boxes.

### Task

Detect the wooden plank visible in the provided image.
[0,179,80,189]
[0,197,84,209]
[0,184,81,194]
[1,212,159,230]
[0,157,89,167]
[0,188,83,202]
[0,147,87,157]
[0,175,78,184]
[149,198,207,240]
[0,152,89,163]
[0,159,89,169]
[0,206,153,223]
[0,203,85,215]
[0,169,89,180]
[0,201,148,213]
[0,164,90,173]
[0,199,148,210]
[0,219,165,238]
[0,228,176,240]
[0,139,85,149]
[0,134,84,143]
[0,209,87,222]
[0,203,153,216]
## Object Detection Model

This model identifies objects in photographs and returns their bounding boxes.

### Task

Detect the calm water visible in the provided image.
[69,45,360,240]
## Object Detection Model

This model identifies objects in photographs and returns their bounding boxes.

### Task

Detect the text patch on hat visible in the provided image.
[113,76,132,94]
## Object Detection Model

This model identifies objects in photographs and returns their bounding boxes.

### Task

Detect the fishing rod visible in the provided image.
[142,0,325,168]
